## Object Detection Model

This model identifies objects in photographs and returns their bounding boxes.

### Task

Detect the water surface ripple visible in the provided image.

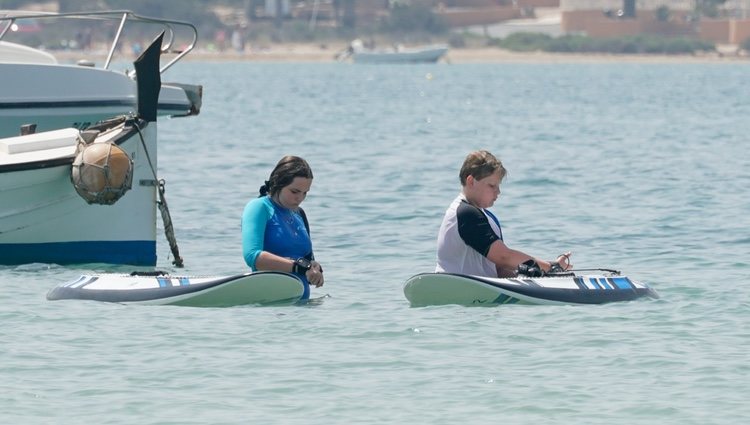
[2,62,748,424]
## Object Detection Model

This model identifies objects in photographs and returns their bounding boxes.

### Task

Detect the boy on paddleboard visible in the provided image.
[436,150,572,278]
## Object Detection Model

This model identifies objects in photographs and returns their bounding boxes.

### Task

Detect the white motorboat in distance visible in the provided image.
[341,39,449,64]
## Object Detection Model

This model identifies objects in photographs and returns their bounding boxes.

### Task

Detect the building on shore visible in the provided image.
[560,0,750,44]
[228,1,750,45]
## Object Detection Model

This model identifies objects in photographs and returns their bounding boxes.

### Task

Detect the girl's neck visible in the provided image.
[271,195,294,212]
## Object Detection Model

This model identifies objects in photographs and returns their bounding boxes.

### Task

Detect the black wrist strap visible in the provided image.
[292,258,311,274]
[548,262,564,273]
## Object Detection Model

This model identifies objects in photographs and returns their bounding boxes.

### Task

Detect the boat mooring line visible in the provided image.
[135,123,184,267]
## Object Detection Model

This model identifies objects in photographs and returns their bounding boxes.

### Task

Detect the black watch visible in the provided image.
[548,262,564,273]
[292,257,312,274]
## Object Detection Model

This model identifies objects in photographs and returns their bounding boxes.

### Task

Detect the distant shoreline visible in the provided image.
[55,43,749,64]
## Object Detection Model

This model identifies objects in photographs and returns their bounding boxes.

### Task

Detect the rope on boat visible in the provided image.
[157,179,184,267]
[135,121,184,267]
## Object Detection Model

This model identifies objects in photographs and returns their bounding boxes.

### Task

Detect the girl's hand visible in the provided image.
[306,261,324,287]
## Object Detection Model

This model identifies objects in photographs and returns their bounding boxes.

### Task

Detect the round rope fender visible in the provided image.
[71,141,133,205]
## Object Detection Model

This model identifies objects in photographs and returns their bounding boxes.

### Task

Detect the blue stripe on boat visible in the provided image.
[492,293,519,304]
[65,275,89,287]
[178,278,190,286]
[157,278,170,287]
[589,278,602,289]
[574,277,587,290]
[0,240,156,266]
[610,277,634,289]
[78,276,98,288]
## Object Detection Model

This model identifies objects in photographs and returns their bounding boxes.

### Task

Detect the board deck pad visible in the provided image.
[47,271,305,307]
[403,273,658,307]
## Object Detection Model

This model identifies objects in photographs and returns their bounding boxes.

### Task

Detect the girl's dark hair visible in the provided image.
[259,156,314,197]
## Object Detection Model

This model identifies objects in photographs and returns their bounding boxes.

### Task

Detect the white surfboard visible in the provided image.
[403,272,658,307]
[47,271,305,307]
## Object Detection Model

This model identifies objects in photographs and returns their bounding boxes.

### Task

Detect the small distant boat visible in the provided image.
[47,271,306,307]
[403,271,658,307]
[340,39,448,64]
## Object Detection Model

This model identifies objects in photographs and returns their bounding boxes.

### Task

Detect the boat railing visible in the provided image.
[0,10,197,75]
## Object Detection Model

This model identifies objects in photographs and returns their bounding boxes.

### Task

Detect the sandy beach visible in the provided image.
[178,42,749,63]
[55,42,748,64]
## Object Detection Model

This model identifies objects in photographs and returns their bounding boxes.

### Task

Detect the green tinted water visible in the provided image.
[2,62,748,424]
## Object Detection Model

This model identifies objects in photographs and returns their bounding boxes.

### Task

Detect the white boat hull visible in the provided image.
[47,271,306,307]
[0,11,202,265]
[351,45,448,64]
[0,120,158,265]
[403,272,659,307]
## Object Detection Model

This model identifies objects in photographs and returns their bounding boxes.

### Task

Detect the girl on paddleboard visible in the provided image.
[242,156,324,299]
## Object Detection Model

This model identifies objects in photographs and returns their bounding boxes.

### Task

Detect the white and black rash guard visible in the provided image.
[435,194,504,276]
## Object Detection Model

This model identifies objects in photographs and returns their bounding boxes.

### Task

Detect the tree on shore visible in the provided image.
[339,0,357,30]
[695,0,728,18]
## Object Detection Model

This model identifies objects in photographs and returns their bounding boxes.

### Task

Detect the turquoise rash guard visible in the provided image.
[242,196,314,299]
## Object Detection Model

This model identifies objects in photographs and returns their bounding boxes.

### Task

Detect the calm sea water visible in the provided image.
[2,61,749,424]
